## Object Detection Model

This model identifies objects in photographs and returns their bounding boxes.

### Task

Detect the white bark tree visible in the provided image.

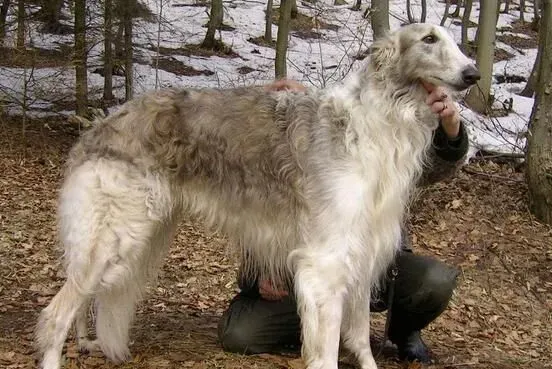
[526,0,552,224]
[465,0,498,114]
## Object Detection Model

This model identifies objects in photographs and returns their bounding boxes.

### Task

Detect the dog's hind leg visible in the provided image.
[292,250,346,369]
[36,280,90,369]
[93,285,139,362]
[75,300,101,353]
[36,160,178,369]
[94,217,178,363]
[341,290,378,369]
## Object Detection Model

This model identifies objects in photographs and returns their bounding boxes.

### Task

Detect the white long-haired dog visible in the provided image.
[36,23,479,369]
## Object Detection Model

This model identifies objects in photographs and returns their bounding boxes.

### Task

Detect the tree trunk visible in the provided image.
[275,0,291,78]
[123,0,133,100]
[103,0,113,101]
[465,0,498,114]
[461,0,473,53]
[520,0,525,22]
[114,21,124,61]
[503,0,510,13]
[451,0,462,17]
[533,0,541,30]
[0,0,10,41]
[370,0,389,40]
[352,0,361,11]
[519,46,541,97]
[526,0,552,225]
[264,0,273,42]
[201,0,223,49]
[420,0,427,22]
[441,0,451,26]
[290,0,297,19]
[41,0,64,33]
[74,0,87,116]
[406,0,414,23]
[16,0,24,49]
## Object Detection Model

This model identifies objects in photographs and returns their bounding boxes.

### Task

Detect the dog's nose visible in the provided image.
[462,66,481,85]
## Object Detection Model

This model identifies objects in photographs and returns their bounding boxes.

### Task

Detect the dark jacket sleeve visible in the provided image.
[418,120,469,187]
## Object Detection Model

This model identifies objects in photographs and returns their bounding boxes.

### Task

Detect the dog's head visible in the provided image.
[370,23,480,91]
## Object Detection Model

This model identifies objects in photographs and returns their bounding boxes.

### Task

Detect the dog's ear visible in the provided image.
[369,34,400,71]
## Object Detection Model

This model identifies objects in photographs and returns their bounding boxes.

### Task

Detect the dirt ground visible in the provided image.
[0,116,550,369]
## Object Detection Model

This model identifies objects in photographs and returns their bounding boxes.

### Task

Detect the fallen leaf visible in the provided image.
[288,358,307,369]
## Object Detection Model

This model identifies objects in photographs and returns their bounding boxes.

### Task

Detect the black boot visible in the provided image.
[384,251,459,362]
[394,330,431,363]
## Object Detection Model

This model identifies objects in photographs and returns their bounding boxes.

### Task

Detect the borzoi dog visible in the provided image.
[36,23,479,369]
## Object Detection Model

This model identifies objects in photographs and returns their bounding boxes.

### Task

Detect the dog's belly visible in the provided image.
[179,176,305,282]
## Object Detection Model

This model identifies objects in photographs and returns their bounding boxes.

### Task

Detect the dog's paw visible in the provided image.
[77,338,101,354]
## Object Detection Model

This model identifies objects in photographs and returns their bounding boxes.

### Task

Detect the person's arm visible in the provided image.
[419,82,469,186]
[236,260,289,300]
[264,79,308,92]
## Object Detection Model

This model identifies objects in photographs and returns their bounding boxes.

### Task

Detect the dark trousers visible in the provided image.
[217,251,459,355]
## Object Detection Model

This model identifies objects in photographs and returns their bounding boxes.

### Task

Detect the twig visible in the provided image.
[444,362,480,367]
[462,166,524,183]
[472,149,526,160]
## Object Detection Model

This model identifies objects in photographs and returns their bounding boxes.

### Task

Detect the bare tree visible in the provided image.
[201,0,223,49]
[370,0,389,40]
[123,0,133,100]
[291,0,297,19]
[40,0,64,33]
[533,0,541,30]
[465,0,498,113]
[407,0,427,23]
[421,0,427,22]
[520,25,542,98]
[520,0,525,22]
[0,0,10,41]
[155,0,163,89]
[441,0,451,26]
[451,0,463,17]
[264,0,273,42]
[503,0,510,13]
[526,0,552,224]
[16,0,24,49]
[275,0,292,78]
[75,0,88,116]
[461,0,473,52]
[407,0,415,23]
[104,0,113,101]
[115,21,124,61]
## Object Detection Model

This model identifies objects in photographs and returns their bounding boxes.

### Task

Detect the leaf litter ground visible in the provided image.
[0,117,550,369]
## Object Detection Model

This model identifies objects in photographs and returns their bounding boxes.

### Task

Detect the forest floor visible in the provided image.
[0,109,551,369]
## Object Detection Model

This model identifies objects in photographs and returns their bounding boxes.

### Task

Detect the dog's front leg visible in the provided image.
[293,250,345,369]
[341,287,378,369]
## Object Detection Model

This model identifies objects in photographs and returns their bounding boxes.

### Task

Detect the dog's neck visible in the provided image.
[322,63,437,201]
[325,64,438,135]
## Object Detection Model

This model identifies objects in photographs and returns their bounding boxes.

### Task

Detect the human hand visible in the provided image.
[421,81,461,139]
[264,79,307,93]
[259,279,289,301]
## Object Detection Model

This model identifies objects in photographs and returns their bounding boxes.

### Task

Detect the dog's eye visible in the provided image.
[422,34,438,44]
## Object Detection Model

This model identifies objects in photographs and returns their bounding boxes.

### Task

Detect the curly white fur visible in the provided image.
[35,24,477,369]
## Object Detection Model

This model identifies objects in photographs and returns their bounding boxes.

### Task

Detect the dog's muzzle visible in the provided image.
[461,65,481,86]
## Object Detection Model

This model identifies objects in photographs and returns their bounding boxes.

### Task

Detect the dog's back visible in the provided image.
[65,86,329,285]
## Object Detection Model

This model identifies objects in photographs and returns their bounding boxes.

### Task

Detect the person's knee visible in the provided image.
[421,261,460,308]
[218,322,257,354]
